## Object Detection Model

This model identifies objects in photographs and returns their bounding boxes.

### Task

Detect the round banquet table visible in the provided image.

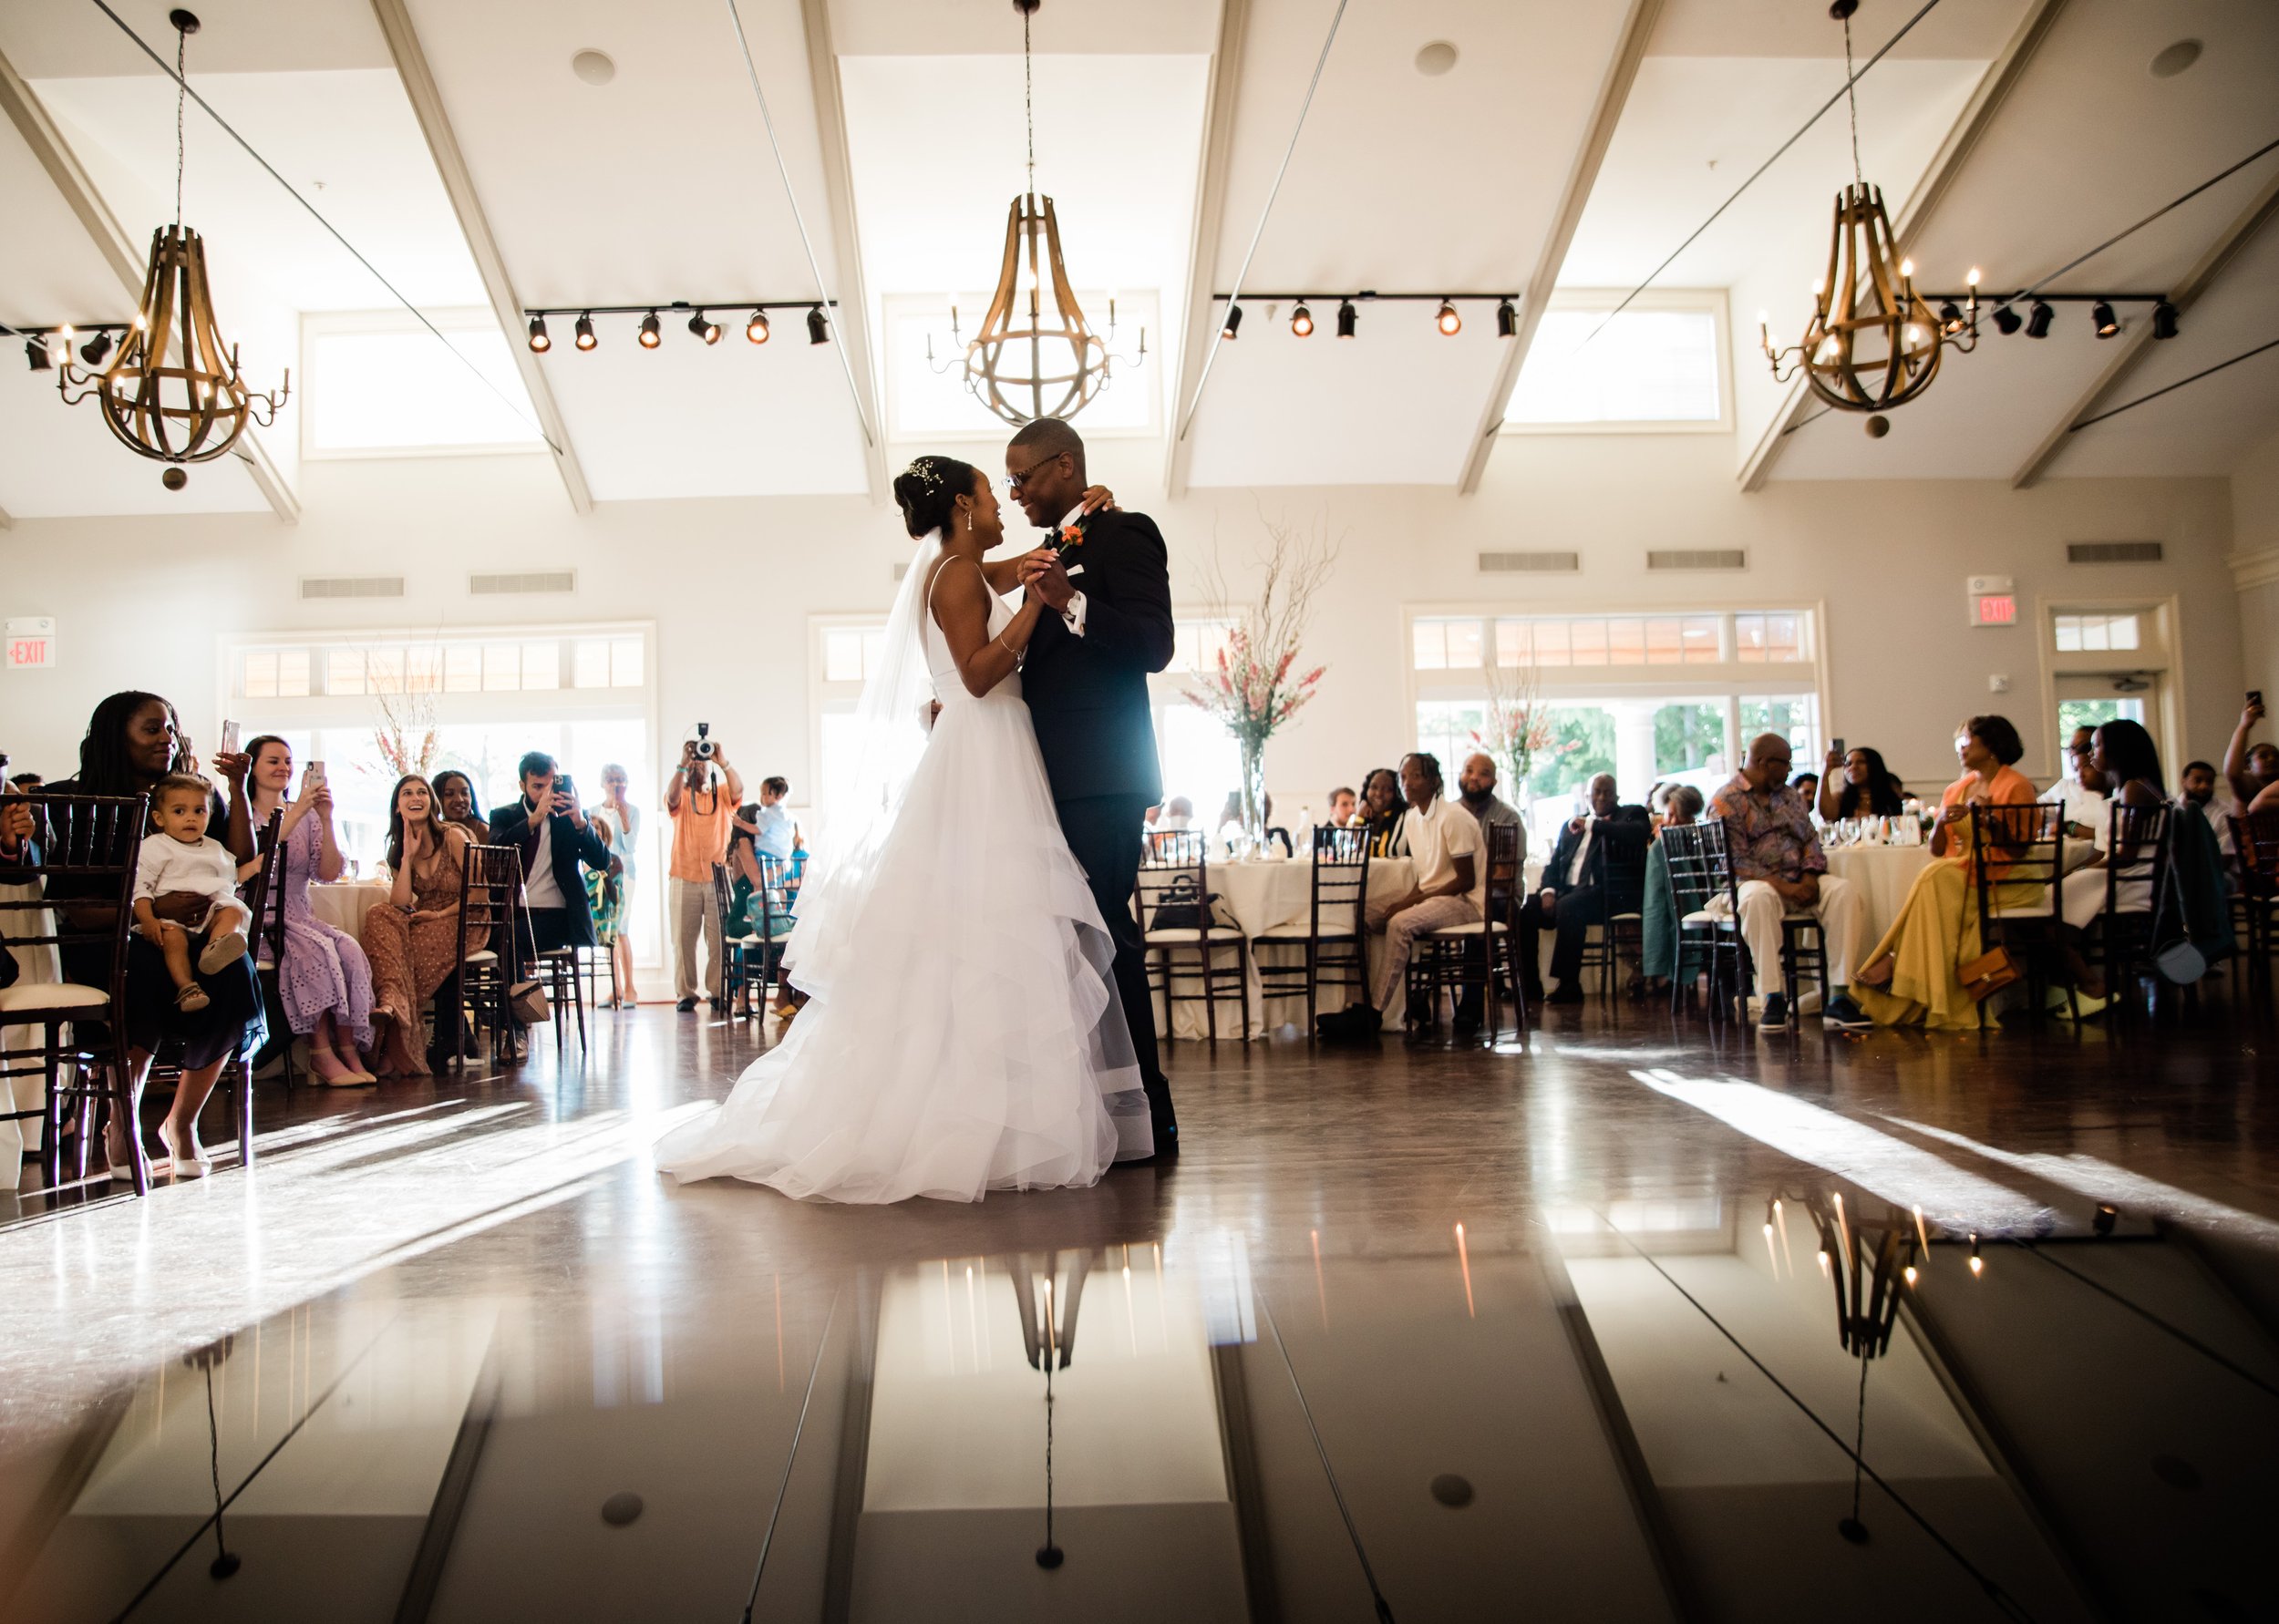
[1153,855,1550,1041]
[1822,843,1934,953]
[306,879,395,941]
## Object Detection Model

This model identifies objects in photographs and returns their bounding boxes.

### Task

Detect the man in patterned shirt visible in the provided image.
[1708,734,1868,1033]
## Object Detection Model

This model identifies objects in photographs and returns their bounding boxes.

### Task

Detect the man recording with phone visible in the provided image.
[490,750,615,961]
[665,724,744,1012]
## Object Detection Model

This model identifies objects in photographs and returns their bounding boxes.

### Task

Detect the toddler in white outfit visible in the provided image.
[134,773,253,1012]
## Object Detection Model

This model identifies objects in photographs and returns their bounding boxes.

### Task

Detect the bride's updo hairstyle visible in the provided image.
[892,455,980,539]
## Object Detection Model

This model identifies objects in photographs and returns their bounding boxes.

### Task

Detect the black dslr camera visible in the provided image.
[690,721,717,761]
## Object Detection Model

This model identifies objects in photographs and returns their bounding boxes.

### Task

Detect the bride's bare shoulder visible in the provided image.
[925,552,988,620]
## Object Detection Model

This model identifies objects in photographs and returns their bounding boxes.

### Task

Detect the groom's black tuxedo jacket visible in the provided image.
[1022,509,1174,805]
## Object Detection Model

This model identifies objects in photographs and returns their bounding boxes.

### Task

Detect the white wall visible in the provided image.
[2228,421,2279,717]
[0,431,2251,811]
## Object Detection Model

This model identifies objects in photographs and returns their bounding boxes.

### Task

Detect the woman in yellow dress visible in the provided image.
[1851,715,2044,1029]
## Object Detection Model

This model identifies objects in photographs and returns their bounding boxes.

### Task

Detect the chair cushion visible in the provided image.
[1144,928,1238,944]
[462,949,499,965]
[0,981,110,1013]
[1426,920,1509,939]
[1609,911,1644,921]
[1679,910,1733,928]
[1253,930,1356,944]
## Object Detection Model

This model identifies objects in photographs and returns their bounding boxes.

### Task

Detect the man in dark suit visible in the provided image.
[1519,772,1650,1005]
[490,750,614,956]
[1004,417,1180,1157]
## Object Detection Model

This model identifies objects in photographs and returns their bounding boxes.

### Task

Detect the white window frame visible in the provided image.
[878,290,1163,447]
[1500,288,1734,437]
[300,308,547,462]
[2031,593,2182,786]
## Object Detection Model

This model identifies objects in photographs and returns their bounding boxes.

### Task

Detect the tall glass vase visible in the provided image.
[1239,735,1269,851]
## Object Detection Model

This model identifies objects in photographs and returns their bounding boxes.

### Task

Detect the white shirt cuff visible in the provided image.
[1063,591,1088,637]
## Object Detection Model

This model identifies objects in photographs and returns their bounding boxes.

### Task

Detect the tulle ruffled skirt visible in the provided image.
[652,687,1150,1203]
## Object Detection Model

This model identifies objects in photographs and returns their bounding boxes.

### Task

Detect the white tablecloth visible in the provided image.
[2,881,63,1183]
[1824,843,1934,951]
[306,880,394,941]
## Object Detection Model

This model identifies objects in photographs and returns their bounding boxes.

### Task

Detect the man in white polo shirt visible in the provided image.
[1319,752,1480,1037]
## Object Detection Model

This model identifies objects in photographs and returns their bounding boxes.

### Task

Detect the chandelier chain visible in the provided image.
[173,22,186,229]
[1842,9,1862,190]
[1023,3,1035,198]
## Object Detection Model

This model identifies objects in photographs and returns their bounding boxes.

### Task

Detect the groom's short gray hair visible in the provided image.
[1010,416,1085,480]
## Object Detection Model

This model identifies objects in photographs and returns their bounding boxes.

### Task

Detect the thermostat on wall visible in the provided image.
[1965,577,2016,628]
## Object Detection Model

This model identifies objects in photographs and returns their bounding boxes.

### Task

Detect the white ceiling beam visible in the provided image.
[369,0,593,514]
[1457,0,1662,495]
[2011,168,2279,488]
[1164,0,1250,501]
[0,44,301,524]
[1739,0,2070,493]
[796,0,886,501]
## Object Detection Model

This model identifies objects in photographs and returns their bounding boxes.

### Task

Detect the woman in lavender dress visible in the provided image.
[243,735,377,1084]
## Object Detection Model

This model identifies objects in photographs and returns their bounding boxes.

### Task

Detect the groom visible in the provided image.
[1005,418,1180,1158]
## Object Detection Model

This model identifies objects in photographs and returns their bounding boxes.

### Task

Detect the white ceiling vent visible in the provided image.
[300,575,404,600]
[1479,550,1580,573]
[469,570,576,596]
[2067,540,2163,564]
[1646,549,1748,572]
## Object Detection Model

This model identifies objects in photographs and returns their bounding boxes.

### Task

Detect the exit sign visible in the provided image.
[1965,577,2016,628]
[4,616,56,668]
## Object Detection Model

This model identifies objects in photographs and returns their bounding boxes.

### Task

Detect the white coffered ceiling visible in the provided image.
[0,0,2273,519]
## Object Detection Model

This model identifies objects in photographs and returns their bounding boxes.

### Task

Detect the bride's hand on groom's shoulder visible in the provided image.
[1079,484,1119,516]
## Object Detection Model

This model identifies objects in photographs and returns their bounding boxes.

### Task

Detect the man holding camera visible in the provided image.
[490,751,615,956]
[665,726,744,1012]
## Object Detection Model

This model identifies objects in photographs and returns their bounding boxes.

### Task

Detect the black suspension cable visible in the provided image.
[2012,134,2279,305]
[1254,1290,1396,1622]
[739,1292,839,1624]
[86,0,561,453]
[2011,1240,2279,1397]
[2068,334,2279,432]
[1572,0,1944,352]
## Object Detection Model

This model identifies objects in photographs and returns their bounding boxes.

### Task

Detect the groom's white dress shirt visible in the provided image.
[1056,502,1088,638]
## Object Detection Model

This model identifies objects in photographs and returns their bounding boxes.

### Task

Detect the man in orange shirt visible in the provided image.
[665,734,744,1011]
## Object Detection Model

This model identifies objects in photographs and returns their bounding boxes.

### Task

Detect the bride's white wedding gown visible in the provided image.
[653,564,1152,1203]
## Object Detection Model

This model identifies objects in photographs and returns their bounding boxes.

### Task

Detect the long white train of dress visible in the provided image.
[653,581,1151,1202]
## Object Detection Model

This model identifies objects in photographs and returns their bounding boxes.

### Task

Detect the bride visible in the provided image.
[653,455,1153,1202]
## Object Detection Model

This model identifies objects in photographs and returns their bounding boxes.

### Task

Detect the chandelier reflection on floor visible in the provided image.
[929,0,1141,426]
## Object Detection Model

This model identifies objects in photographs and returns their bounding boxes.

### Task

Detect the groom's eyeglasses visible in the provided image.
[1004,453,1059,495]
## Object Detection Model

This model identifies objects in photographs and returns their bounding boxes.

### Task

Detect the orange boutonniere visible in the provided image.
[1051,513,1089,554]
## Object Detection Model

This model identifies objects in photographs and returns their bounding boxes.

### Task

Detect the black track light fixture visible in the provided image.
[1290,302,1314,338]
[746,308,770,344]
[2091,300,2119,339]
[527,315,551,354]
[574,312,597,350]
[1222,303,1243,340]
[2151,300,2180,340]
[1495,298,1517,339]
[1335,299,1356,339]
[689,310,722,344]
[1436,299,1461,337]
[807,305,830,345]
[25,337,52,372]
[1936,300,1964,335]
[78,330,115,366]
[1992,303,2021,336]
[2025,300,2054,339]
[638,310,663,348]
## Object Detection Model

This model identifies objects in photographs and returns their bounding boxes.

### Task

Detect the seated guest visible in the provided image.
[1518,773,1649,1005]
[5,691,263,1180]
[8,771,41,792]
[365,775,482,1077]
[1357,766,1408,856]
[1817,745,1906,822]
[2177,758,2237,880]
[1639,784,1703,994]
[1457,753,1526,862]
[1710,736,1868,1032]
[2041,725,2109,858]
[1319,753,1479,1037]
[242,735,376,1085]
[748,776,797,860]
[1853,715,2041,1028]
[1790,770,1820,808]
[2222,697,2279,812]
[2056,720,2168,1002]
[490,751,614,958]
[1156,796,1194,833]
[1326,786,1357,828]
[430,769,494,848]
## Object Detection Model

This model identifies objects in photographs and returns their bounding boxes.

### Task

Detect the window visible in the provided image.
[883,291,1160,440]
[1424,613,1728,671]
[1505,302,1724,428]
[1734,612,1805,663]
[822,627,889,684]
[1739,694,1820,757]
[236,637,588,702]
[572,636,645,690]
[303,312,542,457]
[240,648,311,700]
[2053,612,2140,653]
[1173,619,1235,676]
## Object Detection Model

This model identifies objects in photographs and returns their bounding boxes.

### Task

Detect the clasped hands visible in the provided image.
[1015,547,1075,612]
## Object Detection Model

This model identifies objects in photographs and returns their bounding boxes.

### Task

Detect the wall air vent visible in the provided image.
[2067,540,2163,564]
[469,570,576,596]
[1646,549,1747,571]
[299,575,404,600]
[1478,550,1580,573]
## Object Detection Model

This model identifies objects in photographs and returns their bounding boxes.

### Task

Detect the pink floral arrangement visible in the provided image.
[1187,627,1325,748]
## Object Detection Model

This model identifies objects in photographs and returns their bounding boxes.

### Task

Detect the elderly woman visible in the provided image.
[242,735,376,1084]
[1851,715,2041,1029]
[1639,784,1704,992]
[1817,745,1907,823]
[2,691,263,1178]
